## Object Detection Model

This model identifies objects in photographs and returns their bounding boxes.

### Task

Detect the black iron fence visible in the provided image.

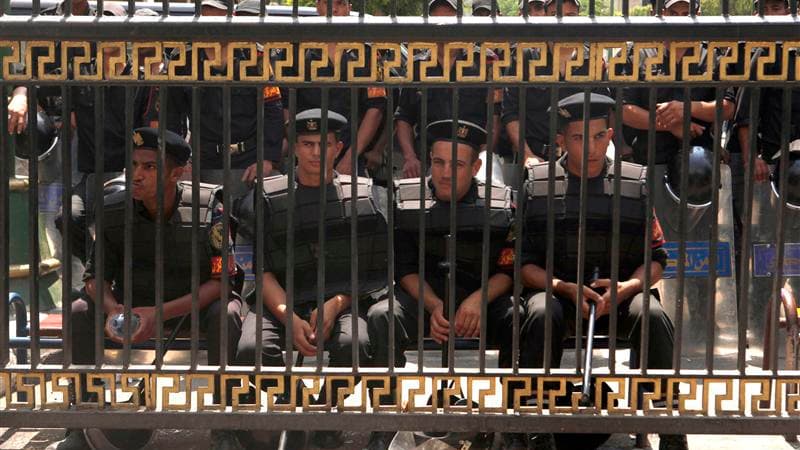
[0,0,799,439]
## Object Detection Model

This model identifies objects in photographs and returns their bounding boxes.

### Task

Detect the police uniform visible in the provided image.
[367,120,517,368]
[165,42,284,197]
[70,128,242,371]
[519,95,675,371]
[235,110,389,371]
[501,44,611,160]
[274,44,387,174]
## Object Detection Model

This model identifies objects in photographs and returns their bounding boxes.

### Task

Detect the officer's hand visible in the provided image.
[335,153,353,175]
[309,300,340,343]
[454,295,481,338]
[402,155,422,179]
[429,302,450,344]
[589,279,615,318]
[655,100,684,129]
[241,161,274,185]
[7,92,28,134]
[130,306,156,344]
[525,155,542,168]
[291,316,317,356]
[103,304,125,344]
[745,157,770,183]
[559,282,603,319]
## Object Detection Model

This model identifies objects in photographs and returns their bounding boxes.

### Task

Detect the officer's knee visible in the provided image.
[366,300,390,327]
[71,298,90,315]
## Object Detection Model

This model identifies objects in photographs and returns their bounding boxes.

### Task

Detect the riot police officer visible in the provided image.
[367,119,517,448]
[56,128,243,450]
[520,94,687,450]
[234,109,389,449]
[165,0,284,198]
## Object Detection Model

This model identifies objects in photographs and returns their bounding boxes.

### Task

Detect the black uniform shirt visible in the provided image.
[166,48,284,169]
[502,45,611,159]
[622,44,736,165]
[84,186,217,306]
[276,46,387,153]
[395,48,496,153]
[395,180,514,302]
[730,44,800,160]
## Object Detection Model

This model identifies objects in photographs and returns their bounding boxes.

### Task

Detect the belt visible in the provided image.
[211,136,257,156]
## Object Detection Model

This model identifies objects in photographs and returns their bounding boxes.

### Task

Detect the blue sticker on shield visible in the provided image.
[753,243,800,277]
[662,241,733,279]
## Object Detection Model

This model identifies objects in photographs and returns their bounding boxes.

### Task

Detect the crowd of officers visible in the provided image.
[4,0,799,448]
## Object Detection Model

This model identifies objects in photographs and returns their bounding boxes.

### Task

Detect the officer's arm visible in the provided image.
[520,263,562,293]
[622,104,656,131]
[161,279,223,321]
[396,119,419,163]
[399,274,444,313]
[353,107,383,155]
[259,271,298,325]
[618,261,664,301]
[465,273,512,305]
[84,278,122,315]
[689,98,735,123]
[505,120,535,159]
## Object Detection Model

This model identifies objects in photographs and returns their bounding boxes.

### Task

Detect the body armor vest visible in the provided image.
[524,159,649,283]
[394,178,513,287]
[261,174,388,305]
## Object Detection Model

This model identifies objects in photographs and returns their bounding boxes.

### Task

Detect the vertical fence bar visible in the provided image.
[127,0,134,16]
[738,88,759,373]
[573,89,591,375]
[479,89,494,374]
[350,86,360,371]
[672,91,691,373]
[190,87,201,369]
[32,0,39,15]
[220,85,232,371]
[194,0,201,17]
[155,86,167,368]
[162,0,169,17]
[511,78,527,375]
[417,87,428,374]
[706,88,724,372]
[92,86,104,369]
[721,0,729,16]
[447,88,458,371]
[259,0,266,17]
[292,0,298,18]
[608,88,625,374]
[61,85,73,368]
[544,87,558,374]
[316,89,330,372]
[285,88,297,369]
[0,83,8,367]
[769,87,792,373]
[640,87,657,373]
[386,88,396,372]
[254,85,265,370]
[122,86,134,368]
[97,0,104,17]
[26,86,40,368]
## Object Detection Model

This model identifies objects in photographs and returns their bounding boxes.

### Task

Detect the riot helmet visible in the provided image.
[13,111,58,160]
[664,146,715,208]
[770,144,800,210]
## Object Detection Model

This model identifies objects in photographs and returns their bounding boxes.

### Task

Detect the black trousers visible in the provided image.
[366,286,520,368]
[519,291,675,370]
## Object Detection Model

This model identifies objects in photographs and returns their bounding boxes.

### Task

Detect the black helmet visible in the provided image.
[664,146,714,208]
[83,428,154,450]
[770,150,800,209]
[13,111,58,160]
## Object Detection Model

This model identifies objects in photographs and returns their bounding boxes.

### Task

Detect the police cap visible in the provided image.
[472,0,493,13]
[201,0,233,11]
[663,0,700,10]
[132,127,192,166]
[292,109,348,135]
[543,0,581,9]
[519,0,545,9]
[236,0,263,15]
[550,92,615,129]
[429,0,458,12]
[427,119,487,152]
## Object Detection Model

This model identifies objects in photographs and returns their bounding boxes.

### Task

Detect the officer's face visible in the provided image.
[758,0,789,15]
[295,133,343,180]
[201,5,228,16]
[556,118,613,175]
[523,2,546,16]
[430,4,457,16]
[546,0,579,16]
[130,149,184,202]
[473,7,492,16]
[316,0,350,17]
[429,141,482,202]
[663,2,692,16]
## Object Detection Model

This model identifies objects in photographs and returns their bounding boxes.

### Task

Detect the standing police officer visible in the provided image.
[520,94,686,450]
[165,0,284,198]
[235,109,389,449]
[56,128,243,450]
[367,119,517,448]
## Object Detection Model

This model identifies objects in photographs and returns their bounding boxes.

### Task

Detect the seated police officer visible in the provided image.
[235,109,388,449]
[57,128,243,450]
[519,94,686,450]
[367,119,517,448]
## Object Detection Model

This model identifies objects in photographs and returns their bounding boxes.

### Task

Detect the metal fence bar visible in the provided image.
[60,85,73,368]
[254,85,265,370]
[511,77,526,376]
[573,89,591,376]
[90,85,103,369]
[640,87,657,373]
[386,87,396,372]
[122,85,133,368]
[285,88,297,370]
[478,89,494,374]
[416,87,428,374]
[544,86,558,375]
[161,0,169,18]
[316,88,330,372]
[194,0,201,18]
[190,86,201,369]
[0,84,9,368]
[349,86,360,371]
[155,86,167,368]
[25,85,40,368]
[220,85,232,371]
[608,87,624,374]
[738,87,760,374]
[447,88,458,371]
[672,92,691,373]
[705,88,724,372]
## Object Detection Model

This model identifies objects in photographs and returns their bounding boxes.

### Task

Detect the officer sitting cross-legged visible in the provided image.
[519,94,687,450]
[56,128,243,450]
[234,109,389,449]
[367,119,518,449]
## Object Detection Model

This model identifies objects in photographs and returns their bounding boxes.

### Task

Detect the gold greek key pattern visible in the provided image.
[2,41,799,83]
[2,372,799,416]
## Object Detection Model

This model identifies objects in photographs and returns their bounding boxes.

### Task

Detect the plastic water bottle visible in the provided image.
[110,313,141,338]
